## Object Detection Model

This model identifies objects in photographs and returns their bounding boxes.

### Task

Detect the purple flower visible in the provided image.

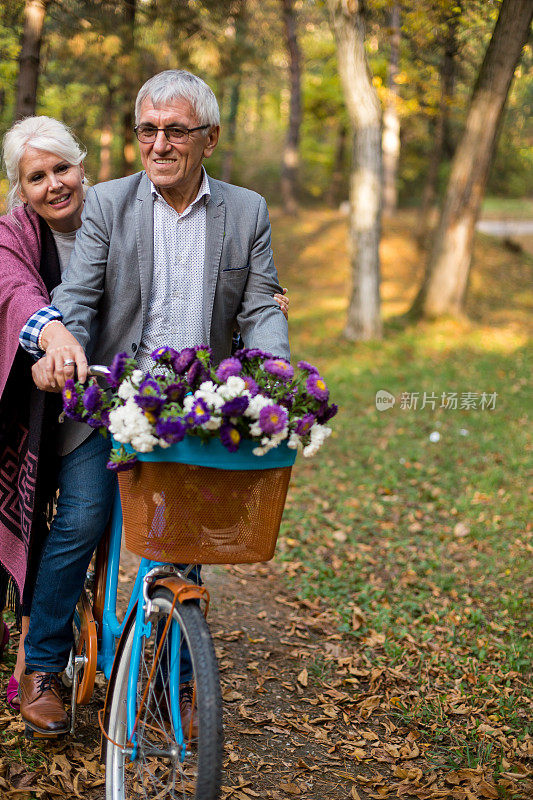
[151,346,177,364]
[221,396,249,417]
[156,417,187,443]
[109,352,130,387]
[106,455,138,472]
[264,358,294,382]
[317,402,338,424]
[297,360,319,374]
[280,389,296,410]
[186,397,211,426]
[220,423,241,452]
[100,409,111,428]
[87,417,105,428]
[187,360,209,389]
[234,348,272,360]
[171,347,196,375]
[82,382,103,414]
[306,373,329,402]
[62,380,79,414]
[242,376,259,397]
[295,413,315,436]
[135,378,164,413]
[165,382,185,403]
[216,357,242,381]
[259,404,288,434]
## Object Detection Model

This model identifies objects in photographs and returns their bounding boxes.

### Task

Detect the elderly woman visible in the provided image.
[0,116,88,709]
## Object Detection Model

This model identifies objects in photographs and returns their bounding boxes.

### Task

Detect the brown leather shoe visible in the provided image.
[179,682,199,740]
[19,671,69,736]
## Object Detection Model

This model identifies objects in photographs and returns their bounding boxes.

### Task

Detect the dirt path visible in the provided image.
[2,556,525,799]
[0,555,409,800]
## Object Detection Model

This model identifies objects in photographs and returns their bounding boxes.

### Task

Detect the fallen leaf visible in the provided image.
[297,667,308,687]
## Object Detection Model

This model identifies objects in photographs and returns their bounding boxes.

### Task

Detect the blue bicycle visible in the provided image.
[68,365,294,800]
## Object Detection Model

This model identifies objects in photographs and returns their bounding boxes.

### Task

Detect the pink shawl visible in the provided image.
[0,205,51,599]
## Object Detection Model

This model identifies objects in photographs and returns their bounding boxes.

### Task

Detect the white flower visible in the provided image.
[183,395,195,413]
[288,432,303,451]
[109,397,159,454]
[249,421,262,437]
[203,415,222,431]
[218,376,246,400]
[118,379,136,400]
[245,394,272,419]
[199,381,218,394]
[302,424,332,457]
[131,369,144,387]
[196,388,224,410]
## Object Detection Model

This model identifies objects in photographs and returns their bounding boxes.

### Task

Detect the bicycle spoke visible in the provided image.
[106,590,221,799]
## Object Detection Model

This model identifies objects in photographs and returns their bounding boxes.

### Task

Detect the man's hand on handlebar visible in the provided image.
[32,321,88,391]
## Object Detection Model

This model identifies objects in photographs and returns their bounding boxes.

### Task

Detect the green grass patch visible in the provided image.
[272,208,532,784]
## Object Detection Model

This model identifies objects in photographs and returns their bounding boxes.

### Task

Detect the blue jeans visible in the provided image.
[25,431,199,678]
[25,431,116,671]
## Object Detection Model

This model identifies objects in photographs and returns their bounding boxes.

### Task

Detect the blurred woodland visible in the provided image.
[0,0,531,333]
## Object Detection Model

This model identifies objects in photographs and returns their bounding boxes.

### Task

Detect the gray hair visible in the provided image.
[2,115,87,212]
[135,70,220,128]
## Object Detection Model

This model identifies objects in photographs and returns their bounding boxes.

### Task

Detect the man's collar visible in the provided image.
[150,166,211,210]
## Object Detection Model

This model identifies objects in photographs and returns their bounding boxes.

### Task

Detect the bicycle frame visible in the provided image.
[96,485,201,755]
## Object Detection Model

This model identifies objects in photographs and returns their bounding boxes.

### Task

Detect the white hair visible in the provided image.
[2,116,87,212]
[135,70,220,128]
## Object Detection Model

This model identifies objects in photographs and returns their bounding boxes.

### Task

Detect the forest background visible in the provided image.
[1,0,531,212]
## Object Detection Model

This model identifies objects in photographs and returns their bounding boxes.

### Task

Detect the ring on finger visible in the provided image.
[63,359,76,366]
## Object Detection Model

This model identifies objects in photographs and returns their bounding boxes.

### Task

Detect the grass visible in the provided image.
[481,196,533,219]
[270,206,532,789]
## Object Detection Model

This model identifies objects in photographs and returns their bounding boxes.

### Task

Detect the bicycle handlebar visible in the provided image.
[88,365,112,380]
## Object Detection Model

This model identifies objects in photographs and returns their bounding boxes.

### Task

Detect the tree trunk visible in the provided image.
[121,0,137,177]
[417,6,459,247]
[411,0,533,319]
[98,88,115,183]
[221,77,241,183]
[14,0,51,120]
[382,3,400,218]
[280,0,302,215]
[327,122,347,206]
[327,0,382,341]
[220,2,247,185]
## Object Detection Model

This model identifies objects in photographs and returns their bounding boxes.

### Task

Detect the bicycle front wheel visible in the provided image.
[105,588,223,800]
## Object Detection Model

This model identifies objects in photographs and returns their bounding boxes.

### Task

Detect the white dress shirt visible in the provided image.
[136,168,211,371]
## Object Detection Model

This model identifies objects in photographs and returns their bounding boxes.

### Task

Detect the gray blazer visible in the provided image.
[52,171,289,454]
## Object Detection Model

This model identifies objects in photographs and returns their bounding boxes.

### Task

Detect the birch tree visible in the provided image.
[327,0,382,340]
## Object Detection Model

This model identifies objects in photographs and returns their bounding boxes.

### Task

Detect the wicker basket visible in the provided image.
[116,439,294,564]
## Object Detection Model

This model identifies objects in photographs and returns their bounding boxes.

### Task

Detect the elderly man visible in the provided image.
[18,70,289,736]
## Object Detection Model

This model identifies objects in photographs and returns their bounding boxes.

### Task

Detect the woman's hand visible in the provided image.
[274,287,290,320]
[34,321,88,390]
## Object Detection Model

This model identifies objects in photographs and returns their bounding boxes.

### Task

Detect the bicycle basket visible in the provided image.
[116,439,294,564]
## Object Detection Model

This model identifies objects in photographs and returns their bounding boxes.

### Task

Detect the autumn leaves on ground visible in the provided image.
[1,208,531,799]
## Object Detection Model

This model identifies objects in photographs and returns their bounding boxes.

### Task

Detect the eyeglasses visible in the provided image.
[133,124,210,144]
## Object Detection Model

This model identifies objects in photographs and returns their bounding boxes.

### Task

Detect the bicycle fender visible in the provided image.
[99,602,137,763]
[153,575,210,615]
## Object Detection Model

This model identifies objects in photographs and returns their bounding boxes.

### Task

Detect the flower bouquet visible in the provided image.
[62,346,337,563]
[62,345,337,471]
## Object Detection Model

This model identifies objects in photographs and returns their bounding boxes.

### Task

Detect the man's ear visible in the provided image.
[203,126,220,159]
